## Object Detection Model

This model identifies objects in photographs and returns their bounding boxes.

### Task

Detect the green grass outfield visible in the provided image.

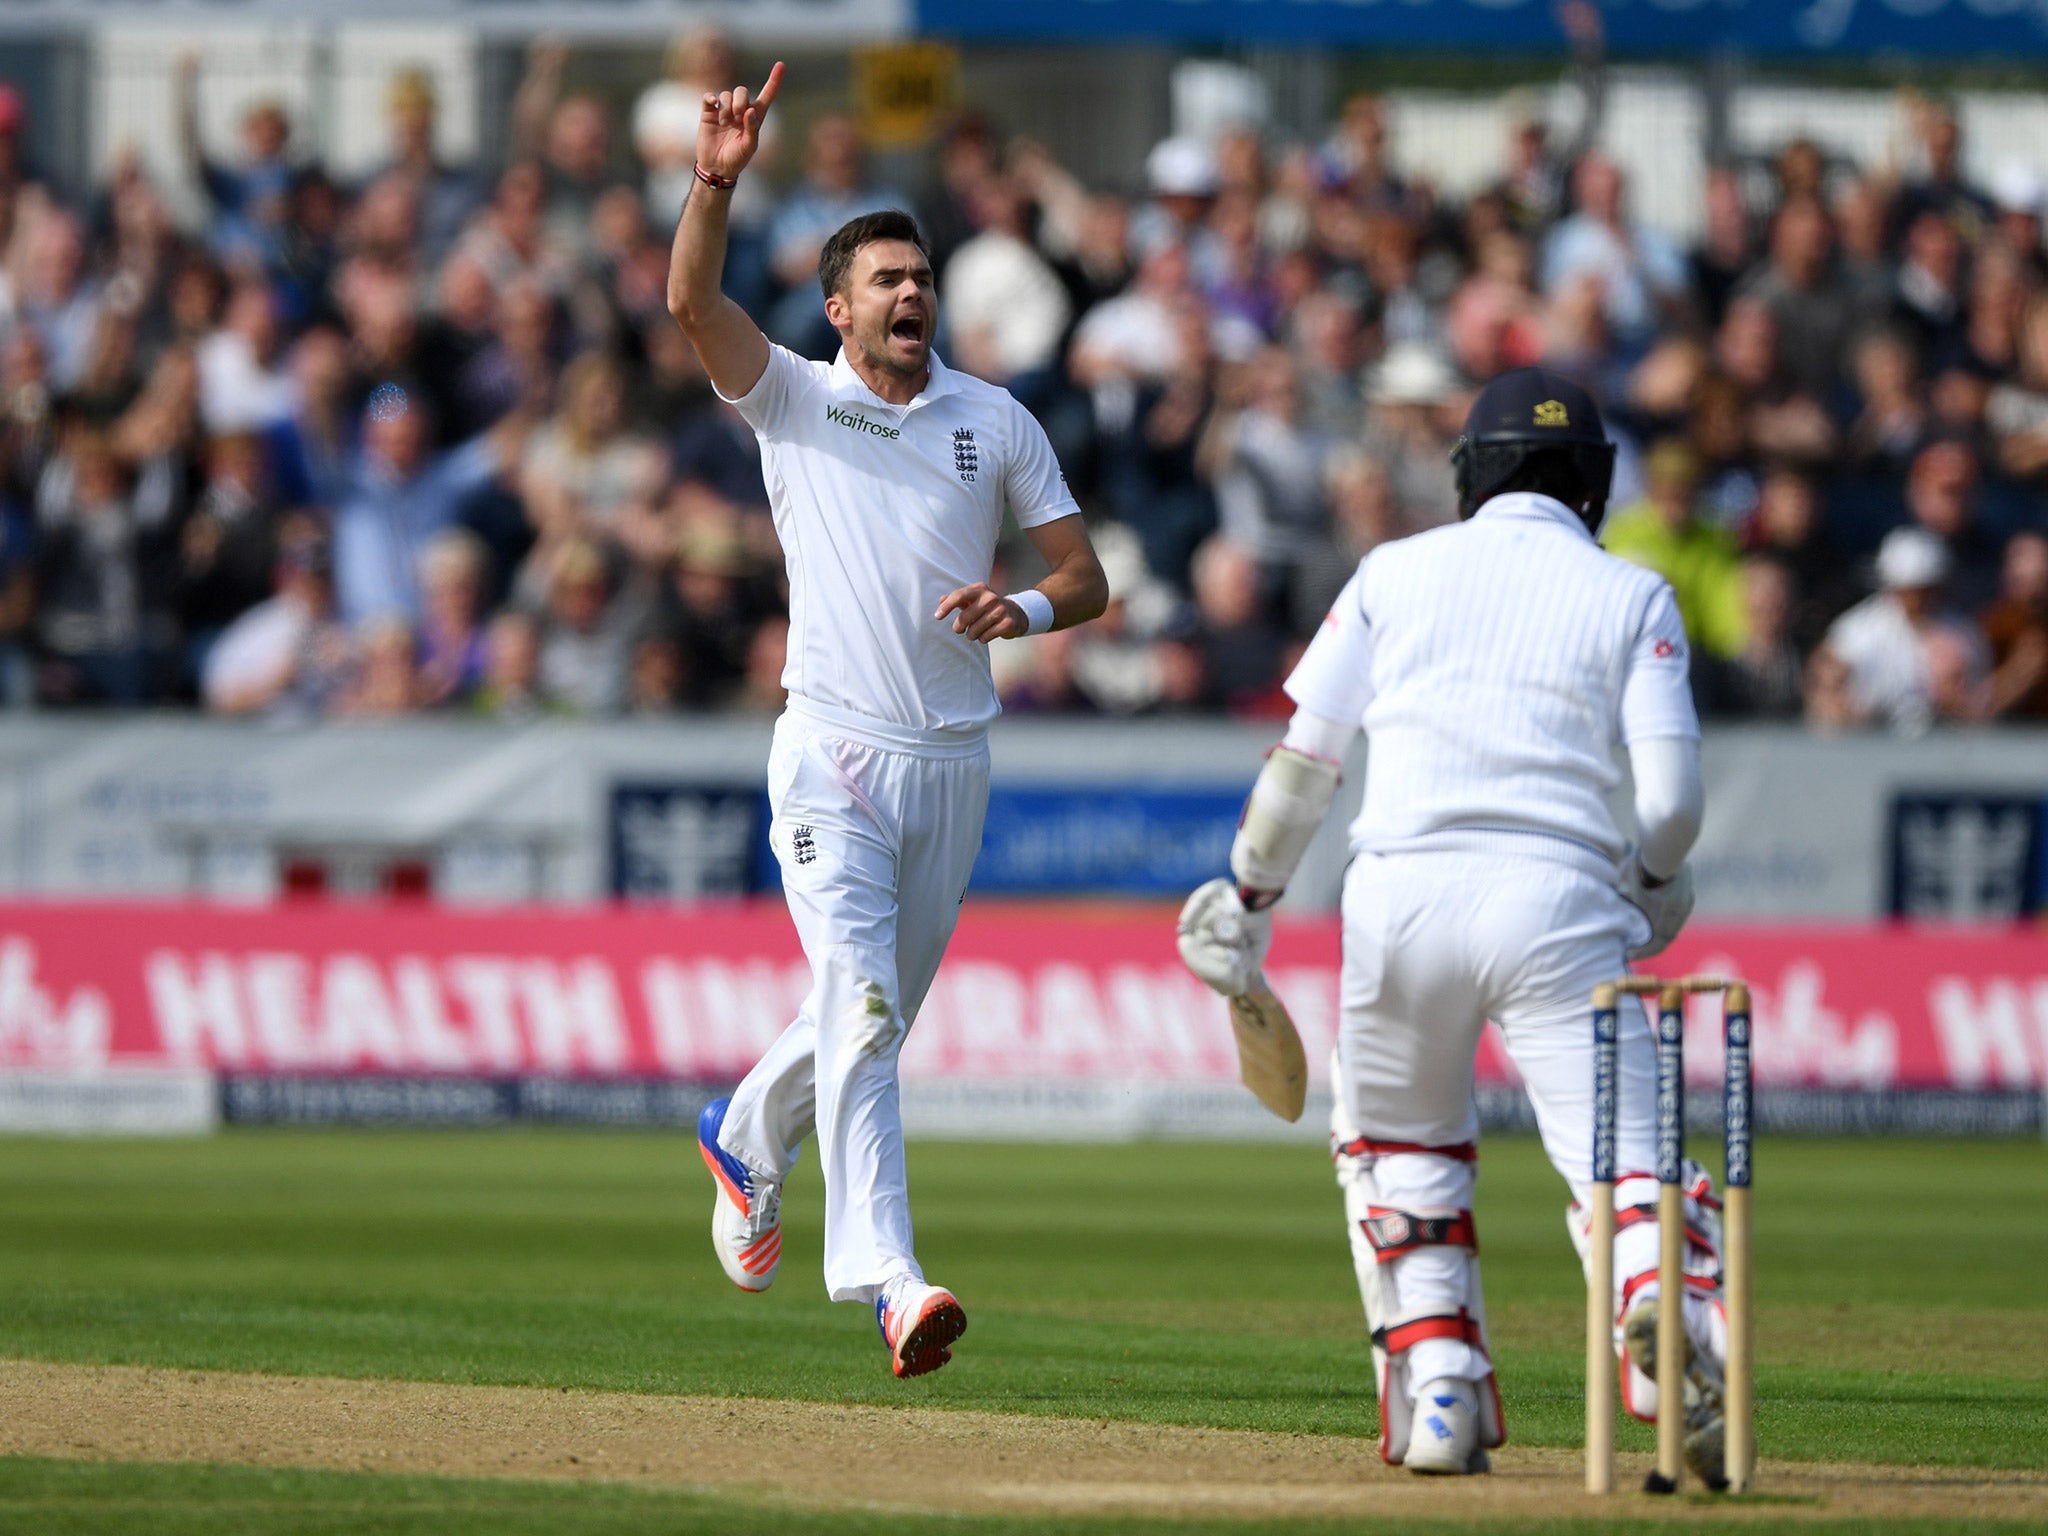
[0,1457,2029,1536]
[0,1130,2042,1533]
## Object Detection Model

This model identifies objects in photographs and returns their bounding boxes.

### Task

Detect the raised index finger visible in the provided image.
[753,61,786,118]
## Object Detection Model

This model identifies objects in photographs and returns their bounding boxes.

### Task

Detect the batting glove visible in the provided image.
[1617,850,1695,960]
[1177,877,1274,998]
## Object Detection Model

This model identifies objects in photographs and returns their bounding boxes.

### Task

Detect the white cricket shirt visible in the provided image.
[1285,491,1699,875]
[721,345,1080,743]
[1822,593,1931,732]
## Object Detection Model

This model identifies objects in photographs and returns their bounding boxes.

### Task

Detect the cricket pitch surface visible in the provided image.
[4,1359,2042,1525]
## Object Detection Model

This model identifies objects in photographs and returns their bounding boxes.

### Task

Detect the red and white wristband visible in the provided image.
[693,163,739,190]
[1005,589,1055,636]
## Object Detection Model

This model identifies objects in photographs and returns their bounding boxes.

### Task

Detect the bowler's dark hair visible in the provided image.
[818,210,931,300]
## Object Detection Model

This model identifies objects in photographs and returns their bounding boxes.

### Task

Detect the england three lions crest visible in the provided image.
[952,428,978,482]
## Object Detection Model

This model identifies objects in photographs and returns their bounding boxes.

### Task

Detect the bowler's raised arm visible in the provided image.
[666,60,784,401]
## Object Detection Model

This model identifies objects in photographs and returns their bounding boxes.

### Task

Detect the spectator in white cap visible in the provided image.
[1989,162,2046,279]
[1359,341,1464,528]
[1135,137,1217,239]
[1132,136,1226,285]
[1809,525,1988,734]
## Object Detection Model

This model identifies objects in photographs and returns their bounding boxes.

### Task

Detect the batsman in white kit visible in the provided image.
[1179,369,1726,1477]
[666,63,1107,1376]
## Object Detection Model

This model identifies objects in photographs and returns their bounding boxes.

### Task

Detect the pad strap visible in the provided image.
[1362,1206,1478,1263]
[1615,1203,1720,1258]
[1373,1308,1491,1360]
[1619,1266,1722,1317]
[1334,1136,1478,1162]
[1613,1166,1721,1210]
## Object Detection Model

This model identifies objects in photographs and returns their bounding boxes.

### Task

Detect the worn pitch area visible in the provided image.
[2,1360,2041,1524]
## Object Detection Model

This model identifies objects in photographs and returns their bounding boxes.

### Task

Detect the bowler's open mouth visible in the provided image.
[891,313,926,343]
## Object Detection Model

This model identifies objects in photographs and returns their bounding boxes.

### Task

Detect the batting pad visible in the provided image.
[1335,1139,1506,1465]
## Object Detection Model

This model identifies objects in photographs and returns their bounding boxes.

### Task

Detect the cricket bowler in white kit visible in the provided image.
[666,63,1108,1378]
[1179,370,1724,1478]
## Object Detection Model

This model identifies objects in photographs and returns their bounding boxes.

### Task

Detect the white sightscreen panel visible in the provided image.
[1386,73,1704,242]
[1734,86,2048,190]
[93,24,479,219]
[94,25,319,233]
[329,27,478,181]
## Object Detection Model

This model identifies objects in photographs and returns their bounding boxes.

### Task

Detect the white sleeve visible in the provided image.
[1627,735,1704,882]
[1002,400,1081,529]
[1281,706,1358,763]
[1618,582,1700,744]
[715,342,807,438]
[1282,567,1376,726]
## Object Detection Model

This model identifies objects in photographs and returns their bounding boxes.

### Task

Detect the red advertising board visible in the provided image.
[0,902,2044,1090]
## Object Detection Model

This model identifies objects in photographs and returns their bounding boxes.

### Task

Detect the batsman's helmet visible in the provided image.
[1449,367,1616,531]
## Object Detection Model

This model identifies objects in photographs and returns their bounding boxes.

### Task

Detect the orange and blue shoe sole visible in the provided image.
[697,1097,754,1214]
[879,1288,967,1379]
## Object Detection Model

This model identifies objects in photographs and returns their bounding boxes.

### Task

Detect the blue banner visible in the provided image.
[916,0,2048,57]
[971,785,1240,895]
[1886,791,2046,922]
[608,782,777,899]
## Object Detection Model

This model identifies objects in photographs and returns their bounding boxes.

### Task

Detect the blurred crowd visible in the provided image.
[1,20,2045,733]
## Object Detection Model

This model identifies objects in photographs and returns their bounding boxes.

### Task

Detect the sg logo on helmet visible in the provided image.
[1533,399,1571,428]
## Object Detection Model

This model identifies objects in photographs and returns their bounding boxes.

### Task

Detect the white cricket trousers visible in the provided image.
[718,704,990,1305]
[1337,847,1661,1385]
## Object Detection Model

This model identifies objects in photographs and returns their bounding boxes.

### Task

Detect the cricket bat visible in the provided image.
[1230,979,1307,1122]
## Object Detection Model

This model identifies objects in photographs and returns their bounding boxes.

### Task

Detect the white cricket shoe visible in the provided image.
[698,1097,782,1292]
[875,1274,967,1379]
[1405,1378,1485,1475]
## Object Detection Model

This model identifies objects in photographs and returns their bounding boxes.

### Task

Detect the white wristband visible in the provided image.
[1006,588,1055,637]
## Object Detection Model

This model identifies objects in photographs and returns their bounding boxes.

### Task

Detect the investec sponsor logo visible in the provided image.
[825,403,900,440]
